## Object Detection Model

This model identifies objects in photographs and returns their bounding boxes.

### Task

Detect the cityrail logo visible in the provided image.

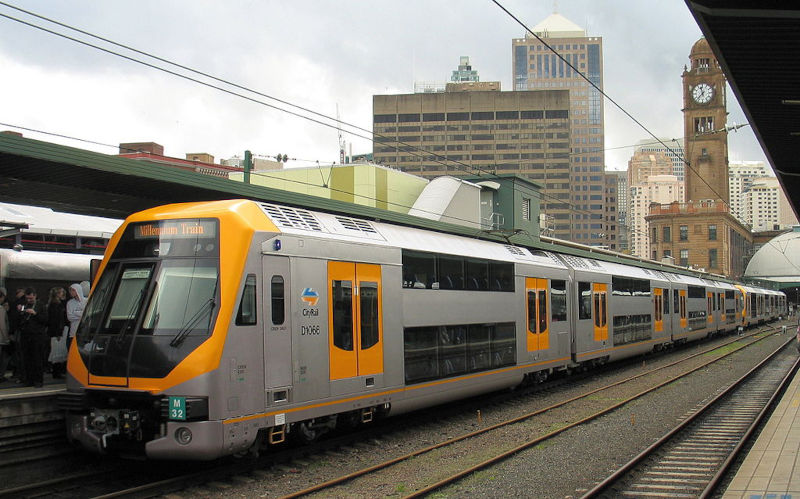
[300,288,319,306]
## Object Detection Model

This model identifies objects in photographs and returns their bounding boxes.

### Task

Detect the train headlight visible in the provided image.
[175,427,192,445]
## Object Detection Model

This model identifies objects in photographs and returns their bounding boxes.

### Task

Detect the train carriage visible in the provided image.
[715,280,740,334]
[62,199,786,460]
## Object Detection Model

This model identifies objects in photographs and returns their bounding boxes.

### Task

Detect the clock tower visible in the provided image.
[682,37,729,204]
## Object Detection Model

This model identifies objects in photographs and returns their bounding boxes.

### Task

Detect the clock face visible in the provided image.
[692,83,714,104]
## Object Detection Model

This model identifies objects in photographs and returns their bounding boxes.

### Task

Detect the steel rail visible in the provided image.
[580,334,798,498]
[274,325,784,498]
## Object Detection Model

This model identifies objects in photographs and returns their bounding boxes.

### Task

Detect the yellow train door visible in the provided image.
[707,291,714,324]
[593,283,608,342]
[328,261,384,381]
[654,288,663,333]
[679,290,687,329]
[525,278,549,351]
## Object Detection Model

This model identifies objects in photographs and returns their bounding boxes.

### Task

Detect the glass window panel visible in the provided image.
[236,274,257,325]
[271,276,284,325]
[332,280,353,351]
[403,327,438,383]
[439,325,466,376]
[551,280,567,322]
[491,323,516,367]
[360,282,379,349]
[578,282,592,320]
[438,254,464,290]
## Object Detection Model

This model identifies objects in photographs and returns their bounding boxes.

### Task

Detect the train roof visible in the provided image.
[258,202,566,268]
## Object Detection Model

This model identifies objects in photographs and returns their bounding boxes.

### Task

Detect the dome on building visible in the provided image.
[744,227,800,283]
[690,37,712,58]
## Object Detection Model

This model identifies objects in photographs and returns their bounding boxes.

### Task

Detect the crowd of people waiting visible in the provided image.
[0,282,87,387]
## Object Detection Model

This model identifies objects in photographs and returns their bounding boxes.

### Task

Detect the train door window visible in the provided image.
[360,281,379,349]
[663,289,670,314]
[538,289,548,336]
[270,276,285,325]
[600,292,607,328]
[578,282,591,320]
[331,280,354,351]
[673,289,679,314]
[594,293,601,328]
[236,274,257,326]
[527,290,537,337]
[551,280,567,322]
[654,293,662,322]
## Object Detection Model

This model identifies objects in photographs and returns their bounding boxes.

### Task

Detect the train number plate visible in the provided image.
[169,396,186,420]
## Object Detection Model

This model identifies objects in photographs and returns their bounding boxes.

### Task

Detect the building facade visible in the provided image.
[451,56,479,83]
[682,38,729,204]
[645,38,752,278]
[633,138,686,182]
[647,201,752,279]
[511,12,608,247]
[742,176,799,231]
[611,170,629,252]
[372,89,574,240]
[728,161,769,223]
[629,175,684,259]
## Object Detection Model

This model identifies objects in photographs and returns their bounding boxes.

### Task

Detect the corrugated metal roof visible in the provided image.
[0,132,731,280]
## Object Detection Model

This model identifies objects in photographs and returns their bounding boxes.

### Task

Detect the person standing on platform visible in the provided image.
[66,283,86,351]
[0,288,10,382]
[46,287,67,379]
[18,287,48,387]
[9,288,26,383]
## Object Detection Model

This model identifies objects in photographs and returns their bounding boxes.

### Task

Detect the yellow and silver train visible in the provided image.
[62,199,786,459]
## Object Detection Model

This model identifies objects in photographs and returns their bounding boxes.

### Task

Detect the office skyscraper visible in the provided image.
[512,12,607,246]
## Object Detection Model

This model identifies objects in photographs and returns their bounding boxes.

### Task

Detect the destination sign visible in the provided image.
[132,219,217,240]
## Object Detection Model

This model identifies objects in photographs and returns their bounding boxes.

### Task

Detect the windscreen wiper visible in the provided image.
[169,299,215,347]
[116,288,145,342]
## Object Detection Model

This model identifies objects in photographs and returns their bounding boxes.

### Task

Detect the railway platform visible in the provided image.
[724,349,800,499]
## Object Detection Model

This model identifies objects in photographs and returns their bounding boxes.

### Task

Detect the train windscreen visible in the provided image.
[75,219,220,380]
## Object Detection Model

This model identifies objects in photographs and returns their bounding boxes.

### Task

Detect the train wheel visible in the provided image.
[294,421,320,444]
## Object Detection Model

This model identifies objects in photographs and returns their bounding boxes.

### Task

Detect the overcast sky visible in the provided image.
[0,0,769,173]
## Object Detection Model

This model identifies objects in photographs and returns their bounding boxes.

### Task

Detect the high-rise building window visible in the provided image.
[708,224,717,240]
[680,225,688,241]
[663,226,671,242]
[680,249,689,267]
[709,248,718,269]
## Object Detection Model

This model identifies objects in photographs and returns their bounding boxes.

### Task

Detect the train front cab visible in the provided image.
[736,285,758,327]
[63,200,281,460]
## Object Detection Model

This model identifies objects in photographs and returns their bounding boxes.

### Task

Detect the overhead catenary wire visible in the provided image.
[0,3,679,243]
[489,0,733,210]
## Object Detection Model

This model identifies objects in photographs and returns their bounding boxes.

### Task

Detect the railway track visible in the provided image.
[258,325,788,498]
[581,335,800,498]
[0,323,786,498]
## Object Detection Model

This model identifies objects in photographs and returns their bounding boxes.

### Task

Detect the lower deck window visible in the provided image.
[404,322,516,384]
[612,314,652,346]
